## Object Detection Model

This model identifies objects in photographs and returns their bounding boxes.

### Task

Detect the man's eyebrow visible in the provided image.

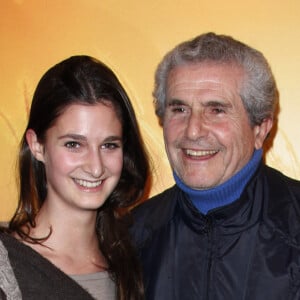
[166,99,232,108]
[166,98,186,106]
[202,100,232,108]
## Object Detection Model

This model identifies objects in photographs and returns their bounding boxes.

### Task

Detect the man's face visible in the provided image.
[163,62,272,190]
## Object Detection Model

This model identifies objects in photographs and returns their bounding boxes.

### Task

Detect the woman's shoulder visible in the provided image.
[0,232,22,299]
[0,232,95,299]
[0,231,25,251]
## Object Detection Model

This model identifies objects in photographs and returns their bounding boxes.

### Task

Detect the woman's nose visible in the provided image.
[84,149,104,178]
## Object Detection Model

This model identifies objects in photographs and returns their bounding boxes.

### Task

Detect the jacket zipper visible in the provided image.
[202,217,213,300]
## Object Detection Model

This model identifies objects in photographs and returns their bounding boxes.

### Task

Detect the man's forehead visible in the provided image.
[166,62,244,96]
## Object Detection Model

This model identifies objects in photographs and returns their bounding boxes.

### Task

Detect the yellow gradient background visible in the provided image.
[1,0,300,220]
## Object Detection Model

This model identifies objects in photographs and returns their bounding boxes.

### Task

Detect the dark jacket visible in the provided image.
[131,164,300,300]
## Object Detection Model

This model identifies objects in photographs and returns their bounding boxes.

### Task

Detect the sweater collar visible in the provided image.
[173,149,263,214]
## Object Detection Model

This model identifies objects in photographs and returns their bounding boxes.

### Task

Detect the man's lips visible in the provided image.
[184,149,219,157]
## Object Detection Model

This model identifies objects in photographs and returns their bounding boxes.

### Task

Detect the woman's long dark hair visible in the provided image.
[8,55,150,299]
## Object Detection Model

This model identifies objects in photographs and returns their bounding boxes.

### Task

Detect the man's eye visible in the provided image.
[65,141,80,148]
[171,106,186,113]
[212,107,225,114]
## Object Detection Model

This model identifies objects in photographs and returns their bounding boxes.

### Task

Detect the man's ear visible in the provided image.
[254,118,273,149]
[26,129,45,162]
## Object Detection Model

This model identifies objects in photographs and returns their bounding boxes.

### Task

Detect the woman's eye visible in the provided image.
[101,143,120,150]
[65,141,80,149]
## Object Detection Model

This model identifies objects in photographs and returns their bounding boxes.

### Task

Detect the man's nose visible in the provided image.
[185,111,209,140]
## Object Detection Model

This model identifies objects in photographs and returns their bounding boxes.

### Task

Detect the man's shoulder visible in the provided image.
[130,185,179,245]
[264,165,300,196]
[135,185,177,211]
[263,165,300,241]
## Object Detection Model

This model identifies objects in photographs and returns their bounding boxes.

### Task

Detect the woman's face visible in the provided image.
[27,102,123,213]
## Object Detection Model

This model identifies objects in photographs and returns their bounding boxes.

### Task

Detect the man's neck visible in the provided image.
[174,148,263,214]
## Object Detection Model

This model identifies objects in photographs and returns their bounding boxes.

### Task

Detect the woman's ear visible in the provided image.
[26,129,45,162]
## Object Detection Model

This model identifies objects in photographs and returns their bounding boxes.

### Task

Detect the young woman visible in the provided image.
[0,56,149,300]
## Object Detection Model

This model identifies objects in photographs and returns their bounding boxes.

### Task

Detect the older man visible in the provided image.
[131,33,300,299]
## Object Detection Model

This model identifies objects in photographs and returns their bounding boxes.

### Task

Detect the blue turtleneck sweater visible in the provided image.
[173,149,262,214]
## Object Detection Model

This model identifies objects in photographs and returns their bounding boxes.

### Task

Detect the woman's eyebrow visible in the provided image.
[58,133,87,141]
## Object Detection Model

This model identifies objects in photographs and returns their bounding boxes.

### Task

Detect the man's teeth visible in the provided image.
[186,149,217,157]
[75,179,102,188]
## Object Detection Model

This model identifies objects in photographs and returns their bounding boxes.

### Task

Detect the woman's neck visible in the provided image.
[17,201,106,274]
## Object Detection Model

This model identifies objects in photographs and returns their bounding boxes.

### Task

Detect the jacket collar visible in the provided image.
[177,163,266,235]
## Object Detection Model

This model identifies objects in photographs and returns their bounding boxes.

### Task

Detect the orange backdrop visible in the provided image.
[1,0,300,220]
